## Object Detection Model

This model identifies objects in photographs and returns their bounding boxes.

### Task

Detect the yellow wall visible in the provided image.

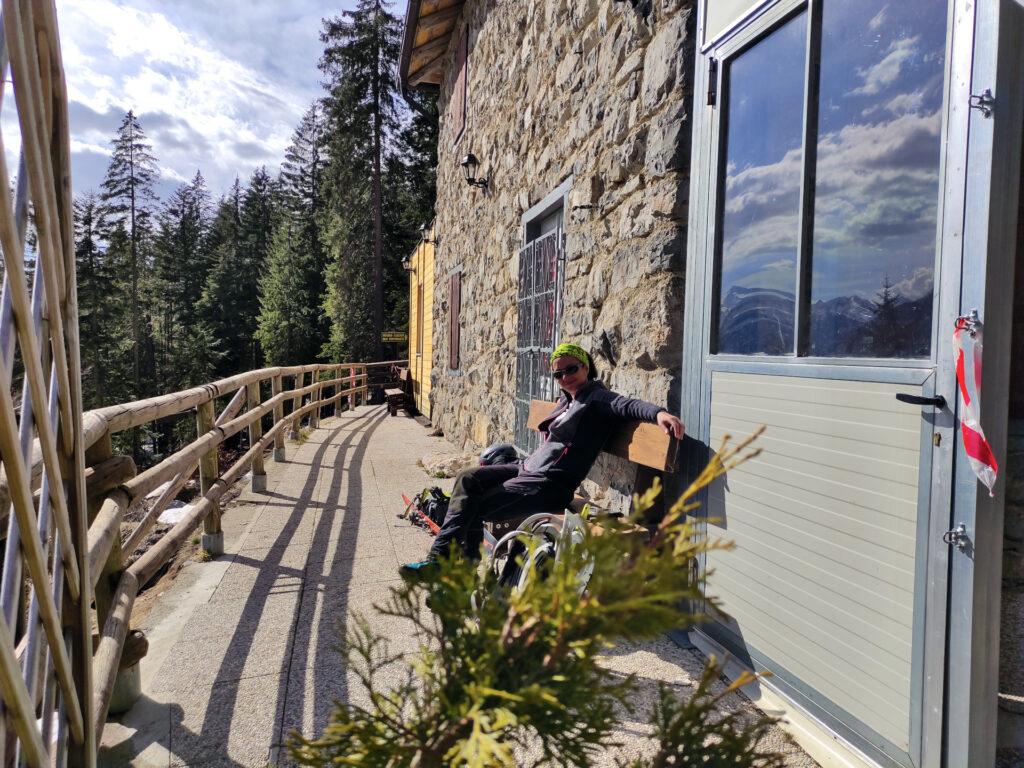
[408,227,435,418]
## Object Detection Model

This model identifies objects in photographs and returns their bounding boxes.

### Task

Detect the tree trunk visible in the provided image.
[371,1,384,362]
[129,126,141,460]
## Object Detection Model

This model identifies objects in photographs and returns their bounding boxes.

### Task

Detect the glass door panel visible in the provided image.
[717,12,807,355]
[808,0,947,358]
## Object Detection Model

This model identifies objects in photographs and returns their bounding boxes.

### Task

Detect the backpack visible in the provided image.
[405,486,450,533]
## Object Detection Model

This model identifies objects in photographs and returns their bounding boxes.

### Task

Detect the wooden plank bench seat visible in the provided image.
[487,398,679,538]
[384,387,405,416]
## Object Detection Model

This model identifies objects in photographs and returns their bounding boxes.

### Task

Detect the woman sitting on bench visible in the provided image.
[400,343,684,580]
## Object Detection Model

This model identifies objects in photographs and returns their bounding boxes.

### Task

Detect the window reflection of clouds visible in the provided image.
[717,13,807,354]
[715,0,946,359]
[809,0,945,357]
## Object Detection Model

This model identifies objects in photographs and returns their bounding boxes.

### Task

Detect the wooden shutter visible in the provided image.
[452,27,468,142]
[449,272,461,369]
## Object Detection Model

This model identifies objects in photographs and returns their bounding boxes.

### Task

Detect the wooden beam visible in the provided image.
[86,492,128,591]
[196,400,220,552]
[85,456,136,499]
[91,570,139,743]
[408,34,452,75]
[246,381,266,489]
[414,4,461,46]
[420,0,462,15]
[409,51,448,87]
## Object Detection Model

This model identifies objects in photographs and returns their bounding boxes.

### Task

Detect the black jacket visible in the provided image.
[518,380,664,492]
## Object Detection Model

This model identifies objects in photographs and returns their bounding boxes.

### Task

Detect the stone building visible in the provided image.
[401,0,692,509]
[401,0,1024,766]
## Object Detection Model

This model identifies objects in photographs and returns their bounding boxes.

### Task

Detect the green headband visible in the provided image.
[550,343,590,368]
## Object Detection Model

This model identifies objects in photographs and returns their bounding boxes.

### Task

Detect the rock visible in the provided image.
[641,13,689,114]
[421,451,478,479]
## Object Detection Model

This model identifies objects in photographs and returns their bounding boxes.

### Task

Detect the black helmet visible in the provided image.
[479,442,519,466]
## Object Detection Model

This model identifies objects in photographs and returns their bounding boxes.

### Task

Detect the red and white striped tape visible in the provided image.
[953,315,998,496]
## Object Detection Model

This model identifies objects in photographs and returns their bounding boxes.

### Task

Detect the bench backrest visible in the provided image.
[527,399,678,472]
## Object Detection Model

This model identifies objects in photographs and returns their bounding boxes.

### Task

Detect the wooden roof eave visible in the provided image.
[399,0,465,91]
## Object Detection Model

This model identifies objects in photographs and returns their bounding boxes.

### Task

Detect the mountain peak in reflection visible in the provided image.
[719,281,933,358]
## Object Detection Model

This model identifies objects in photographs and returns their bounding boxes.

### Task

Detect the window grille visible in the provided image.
[514,230,564,453]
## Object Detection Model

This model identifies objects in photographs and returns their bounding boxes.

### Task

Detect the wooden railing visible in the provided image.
[79,363,375,744]
[0,7,406,764]
[0,360,381,766]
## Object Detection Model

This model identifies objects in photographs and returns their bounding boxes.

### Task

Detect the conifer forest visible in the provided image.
[72,1,437,459]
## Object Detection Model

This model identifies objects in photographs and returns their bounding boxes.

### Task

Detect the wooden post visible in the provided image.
[196,401,222,555]
[309,367,319,429]
[86,432,122,630]
[290,372,303,440]
[271,374,285,462]
[247,381,266,492]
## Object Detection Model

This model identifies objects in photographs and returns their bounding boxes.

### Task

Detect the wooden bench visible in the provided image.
[487,398,679,537]
[384,388,405,417]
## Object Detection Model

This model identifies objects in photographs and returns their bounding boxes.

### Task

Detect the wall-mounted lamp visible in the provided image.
[419,222,437,245]
[460,153,488,190]
[401,258,414,271]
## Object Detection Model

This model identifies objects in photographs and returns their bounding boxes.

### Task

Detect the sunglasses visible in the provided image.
[551,364,581,380]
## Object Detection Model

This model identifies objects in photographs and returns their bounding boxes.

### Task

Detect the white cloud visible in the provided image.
[868,6,889,32]
[57,0,327,197]
[722,107,942,298]
[851,36,919,97]
[891,266,934,300]
[70,139,111,157]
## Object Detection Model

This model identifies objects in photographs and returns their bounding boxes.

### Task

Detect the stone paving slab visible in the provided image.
[99,404,817,767]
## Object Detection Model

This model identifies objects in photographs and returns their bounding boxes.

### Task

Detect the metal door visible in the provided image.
[680,1,977,764]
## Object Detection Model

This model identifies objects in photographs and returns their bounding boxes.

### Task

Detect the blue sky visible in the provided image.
[46,0,358,201]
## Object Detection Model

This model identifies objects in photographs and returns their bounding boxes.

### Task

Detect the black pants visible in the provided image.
[429,464,572,559]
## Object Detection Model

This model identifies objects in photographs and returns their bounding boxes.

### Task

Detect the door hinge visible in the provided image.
[707,58,718,106]
[969,88,995,118]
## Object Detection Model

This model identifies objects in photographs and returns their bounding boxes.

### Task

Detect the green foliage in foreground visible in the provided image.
[289,431,789,767]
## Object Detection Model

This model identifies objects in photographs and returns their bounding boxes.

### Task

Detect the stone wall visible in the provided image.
[428,0,694,503]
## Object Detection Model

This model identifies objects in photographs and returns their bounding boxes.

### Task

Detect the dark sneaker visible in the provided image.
[399,558,440,582]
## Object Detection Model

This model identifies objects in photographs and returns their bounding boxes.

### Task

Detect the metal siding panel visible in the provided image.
[706,371,921,752]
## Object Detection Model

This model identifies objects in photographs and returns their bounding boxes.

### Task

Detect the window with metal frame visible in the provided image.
[514,228,564,453]
[714,0,947,360]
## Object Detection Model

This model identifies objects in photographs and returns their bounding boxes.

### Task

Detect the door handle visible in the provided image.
[895,393,946,409]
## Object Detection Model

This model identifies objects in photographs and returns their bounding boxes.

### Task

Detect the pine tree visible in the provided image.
[199,179,246,375]
[257,108,328,365]
[153,171,215,392]
[74,192,128,408]
[257,222,319,365]
[320,0,402,361]
[99,111,159,404]
[382,89,438,334]
[866,275,905,357]
[289,433,791,767]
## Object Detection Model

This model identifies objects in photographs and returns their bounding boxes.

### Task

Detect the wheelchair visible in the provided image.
[481,509,595,595]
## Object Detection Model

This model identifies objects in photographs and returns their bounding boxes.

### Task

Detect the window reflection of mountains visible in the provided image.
[719,284,932,358]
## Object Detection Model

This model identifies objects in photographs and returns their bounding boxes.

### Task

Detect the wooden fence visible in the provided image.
[2,356,382,765]
[0,3,401,764]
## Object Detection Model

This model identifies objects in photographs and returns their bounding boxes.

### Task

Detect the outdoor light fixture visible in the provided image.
[460,153,488,190]
[401,258,414,271]
[419,222,437,244]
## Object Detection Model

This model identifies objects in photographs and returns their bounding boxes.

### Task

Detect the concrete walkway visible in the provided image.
[98,405,817,767]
